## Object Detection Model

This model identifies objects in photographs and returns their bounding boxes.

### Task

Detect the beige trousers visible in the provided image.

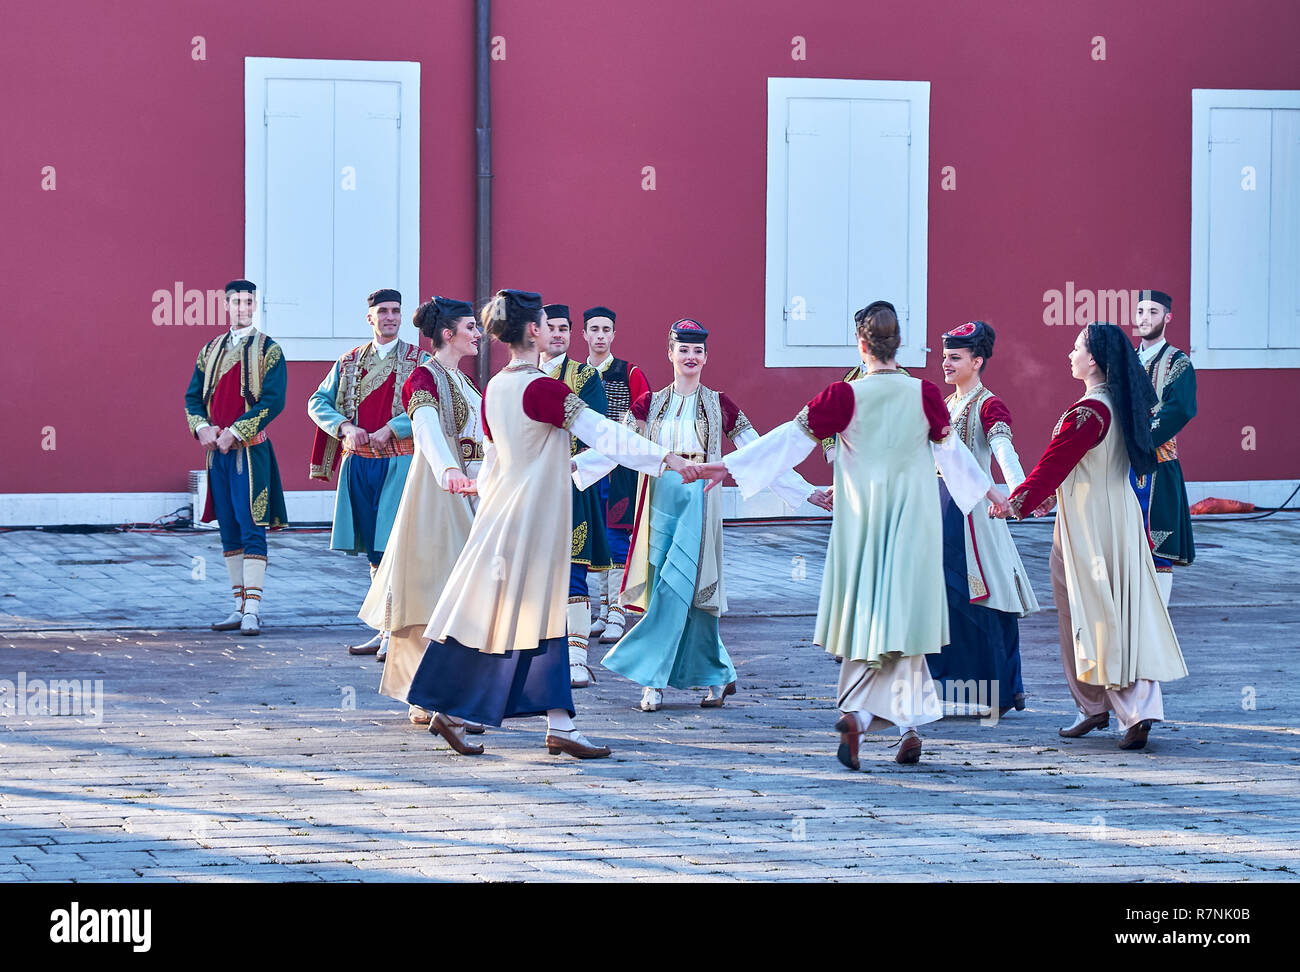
[836,654,943,732]
[1051,540,1164,730]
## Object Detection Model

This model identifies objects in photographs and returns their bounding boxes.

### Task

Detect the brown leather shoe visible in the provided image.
[545,731,612,759]
[834,712,862,771]
[895,730,922,765]
[430,714,484,755]
[1059,711,1109,738]
[1118,719,1154,751]
[463,721,486,735]
[700,681,737,708]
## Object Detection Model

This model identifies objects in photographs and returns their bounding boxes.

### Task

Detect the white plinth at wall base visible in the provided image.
[0,480,1295,527]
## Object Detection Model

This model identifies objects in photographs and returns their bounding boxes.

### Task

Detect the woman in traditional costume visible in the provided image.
[689,303,1002,767]
[928,321,1039,716]
[358,298,483,724]
[405,290,692,758]
[582,319,826,713]
[991,323,1187,751]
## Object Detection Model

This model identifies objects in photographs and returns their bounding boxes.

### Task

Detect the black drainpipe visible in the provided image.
[474,0,493,391]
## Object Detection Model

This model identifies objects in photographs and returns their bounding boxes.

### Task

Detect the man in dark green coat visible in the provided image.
[1130,288,1196,605]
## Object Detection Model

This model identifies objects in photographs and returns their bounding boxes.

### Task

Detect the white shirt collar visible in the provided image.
[1138,338,1166,366]
[371,338,399,359]
[540,353,564,377]
[229,323,258,343]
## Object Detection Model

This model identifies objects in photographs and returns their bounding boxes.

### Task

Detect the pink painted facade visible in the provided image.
[3,0,1297,500]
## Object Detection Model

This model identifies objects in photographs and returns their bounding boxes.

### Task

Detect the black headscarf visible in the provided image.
[1085,322,1158,476]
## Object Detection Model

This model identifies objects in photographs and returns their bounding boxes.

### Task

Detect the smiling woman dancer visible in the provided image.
[991,323,1187,751]
[928,321,1040,717]
[689,302,1003,768]
[404,290,693,759]
[359,297,483,725]
[582,319,828,714]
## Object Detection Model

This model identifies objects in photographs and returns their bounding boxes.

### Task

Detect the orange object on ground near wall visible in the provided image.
[1189,498,1256,515]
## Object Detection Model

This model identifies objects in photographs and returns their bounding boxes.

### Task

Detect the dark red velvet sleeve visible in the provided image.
[629,390,652,423]
[628,365,651,407]
[1007,400,1112,518]
[401,367,438,412]
[803,381,856,439]
[521,376,579,428]
[980,396,1013,435]
[920,380,952,442]
[718,392,744,437]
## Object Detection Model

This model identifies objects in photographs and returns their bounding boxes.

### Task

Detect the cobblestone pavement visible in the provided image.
[0,516,1297,882]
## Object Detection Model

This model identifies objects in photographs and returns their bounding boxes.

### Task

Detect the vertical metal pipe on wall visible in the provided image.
[474,0,492,390]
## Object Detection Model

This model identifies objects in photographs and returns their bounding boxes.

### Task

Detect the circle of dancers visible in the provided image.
[185,282,1192,766]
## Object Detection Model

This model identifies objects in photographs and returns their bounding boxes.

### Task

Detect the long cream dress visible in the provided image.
[359,358,481,703]
[1008,385,1187,729]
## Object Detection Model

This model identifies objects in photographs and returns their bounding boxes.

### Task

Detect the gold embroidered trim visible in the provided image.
[252,488,269,521]
[248,334,269,401]
[1072,405,1106,430]
[1007,492,1027,520]
[1163,354,1191,389]
[231,409,269,442]
[795,406,817,442]
[187,412,208,435]
[729,410,754,439]
[561,393,588,431]
[263,342,283,371]
[986,420,1012,441]
[572,362,594,396]
[406,389,437,418]
[571,521,588,557]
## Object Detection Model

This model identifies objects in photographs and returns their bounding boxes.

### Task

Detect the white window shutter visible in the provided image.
[264,79,334,339]
[1268,108,1300,350]
[332,81,402,339]
[1206,107,1271,350]
[766,78,929,368]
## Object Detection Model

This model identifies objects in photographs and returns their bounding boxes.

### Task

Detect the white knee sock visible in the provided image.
[547,709,575,733]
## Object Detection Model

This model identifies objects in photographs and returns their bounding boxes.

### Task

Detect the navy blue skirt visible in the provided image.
[406,634,574,728]
[927,480,1025,711]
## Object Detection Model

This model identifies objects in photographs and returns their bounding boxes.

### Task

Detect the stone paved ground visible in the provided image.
[0,515,1297,882]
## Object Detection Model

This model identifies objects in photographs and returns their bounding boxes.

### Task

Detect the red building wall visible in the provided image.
[3,0,1297,497]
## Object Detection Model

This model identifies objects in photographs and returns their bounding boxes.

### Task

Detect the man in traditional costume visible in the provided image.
[689,303,998,767]
[928,321,1039,717]
[404,291,692,759]
[585,320,824,713]
[308,289,426,657]
[538,304,612,688]
[1130,289,1196,605]
[184,279,289,636]
[993,324,1188,751]
[580,305,651,644]
[359,297,483,724]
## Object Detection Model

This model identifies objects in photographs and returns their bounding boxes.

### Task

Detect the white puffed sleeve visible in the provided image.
[569,409,669,484]
[724,422,817,500]
[413,408,463,490]
[932,434,991,514]
[988,434,1026,493]
[731,427,815,509]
